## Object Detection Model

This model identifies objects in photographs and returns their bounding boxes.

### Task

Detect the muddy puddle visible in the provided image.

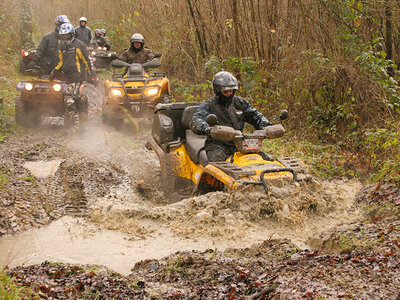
[0,166,361,275]
[0,87,363,276]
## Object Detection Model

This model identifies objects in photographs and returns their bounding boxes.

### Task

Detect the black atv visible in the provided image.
[15,72,88,128]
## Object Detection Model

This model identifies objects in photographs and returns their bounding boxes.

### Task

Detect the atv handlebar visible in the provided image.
[210,124,285,141]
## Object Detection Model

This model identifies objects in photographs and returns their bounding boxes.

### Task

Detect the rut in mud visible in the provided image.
[1,84,362,276]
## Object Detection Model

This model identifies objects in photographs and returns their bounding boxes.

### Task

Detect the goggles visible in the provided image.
[221,86,238,92]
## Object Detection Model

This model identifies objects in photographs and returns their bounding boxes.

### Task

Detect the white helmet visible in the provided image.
[79,17,87,23]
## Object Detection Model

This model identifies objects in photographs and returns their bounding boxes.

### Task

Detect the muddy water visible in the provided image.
[0,216,238,275]
[0,88,363,275]
[0,172,361,275]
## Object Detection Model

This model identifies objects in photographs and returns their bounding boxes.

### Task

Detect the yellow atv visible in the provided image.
[102,53,170,126]
[146,102,311,197]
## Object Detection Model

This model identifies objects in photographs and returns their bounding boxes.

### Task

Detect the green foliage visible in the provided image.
[355,40,400,109]
[354,127,400,183]
[0,269,39,299]
[170,78,211,102]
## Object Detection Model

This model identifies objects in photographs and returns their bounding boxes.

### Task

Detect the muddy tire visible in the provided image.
[19,59,27,74]
[15,96,28,126]
[79,96,89,123]
[64,110,73,129]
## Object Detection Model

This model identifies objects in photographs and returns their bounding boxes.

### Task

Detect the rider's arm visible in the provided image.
[190,103,211,135]
[241,98,273,129]
[32,35,48,64]
[119,50,128,62]
[77,43,95,75]
[145,48,155,61]
[54,49,63,71]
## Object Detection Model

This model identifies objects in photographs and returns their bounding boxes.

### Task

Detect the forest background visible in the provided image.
[0,0,399,183]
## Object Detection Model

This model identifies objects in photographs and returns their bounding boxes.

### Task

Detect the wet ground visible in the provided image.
[1,84,399,298]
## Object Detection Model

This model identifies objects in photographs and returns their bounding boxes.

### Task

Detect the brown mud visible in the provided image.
[1,84,399,298]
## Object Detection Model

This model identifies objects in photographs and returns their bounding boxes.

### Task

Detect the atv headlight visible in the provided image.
[97,46,102,51]
[111,89,123,97]
[103,47,107,51]
[107,53,112,57]
[53,83,62,92]
[91,51,96,55]
[23,51,29,56]
[146,88,159,96]
[24,82,33,91]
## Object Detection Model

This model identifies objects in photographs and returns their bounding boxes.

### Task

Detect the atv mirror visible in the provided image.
[153,52,162,59]
[206,114,218,126]
[279,110,289,121]
[142,60,161,68]
[111,59,131,68]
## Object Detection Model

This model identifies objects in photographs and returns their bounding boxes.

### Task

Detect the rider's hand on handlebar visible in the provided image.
[48,70,56,81]
[205,127,212,137]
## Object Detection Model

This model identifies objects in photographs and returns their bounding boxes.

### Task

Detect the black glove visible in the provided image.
[204,127,212,137]
[48,70,56,81]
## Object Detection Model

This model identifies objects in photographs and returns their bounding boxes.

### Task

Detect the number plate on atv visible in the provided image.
[243,139,262,151]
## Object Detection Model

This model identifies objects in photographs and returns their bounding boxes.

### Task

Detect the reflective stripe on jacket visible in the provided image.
[55,38,95,79]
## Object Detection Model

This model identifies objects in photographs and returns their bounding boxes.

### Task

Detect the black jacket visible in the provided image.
[32,29,60,75]
[191,95,272,133]
[54,38,95,83]
[75,26,92,46]
[191,95,272,145]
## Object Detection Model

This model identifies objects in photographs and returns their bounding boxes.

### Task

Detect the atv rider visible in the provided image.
[28,15,70,75]
[92,28,111,50]
[190,71,273,162]
[100,28,111,50]
[49,23,98,125]
[119,33,154,64]
[75,17,92,46]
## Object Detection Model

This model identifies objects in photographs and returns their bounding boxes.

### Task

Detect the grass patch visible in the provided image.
[0,269,39,299]
[262,131,355,180]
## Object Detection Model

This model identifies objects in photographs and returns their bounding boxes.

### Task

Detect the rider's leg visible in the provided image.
[79,82,86,97]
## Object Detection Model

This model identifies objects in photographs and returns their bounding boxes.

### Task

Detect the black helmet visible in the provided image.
[212,71,238,95]
[130,33,144,44]
[54,15,69,30]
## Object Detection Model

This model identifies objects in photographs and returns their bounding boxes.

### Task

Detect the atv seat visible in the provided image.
[181,105,207,166]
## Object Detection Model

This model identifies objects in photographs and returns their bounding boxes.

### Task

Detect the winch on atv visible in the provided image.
[102,53,170,126]
[146,102,311,197]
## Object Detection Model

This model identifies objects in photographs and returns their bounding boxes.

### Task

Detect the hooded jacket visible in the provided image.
[54,38,95,83]
[31,29,60,75]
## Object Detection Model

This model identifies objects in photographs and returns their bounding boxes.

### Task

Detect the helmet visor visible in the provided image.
[220,85,238,92]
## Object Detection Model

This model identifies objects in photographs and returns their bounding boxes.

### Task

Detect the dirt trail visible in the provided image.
[0,84,363,275]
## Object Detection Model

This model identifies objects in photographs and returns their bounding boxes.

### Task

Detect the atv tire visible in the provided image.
[15,97,41,128]
[15,96,28,127]
[19,59,27,74]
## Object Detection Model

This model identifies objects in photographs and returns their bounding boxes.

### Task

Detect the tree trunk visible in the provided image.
[186,0,205,56]
[20,0,34,47]
[232,0,241,56]
[385,0,394,76]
